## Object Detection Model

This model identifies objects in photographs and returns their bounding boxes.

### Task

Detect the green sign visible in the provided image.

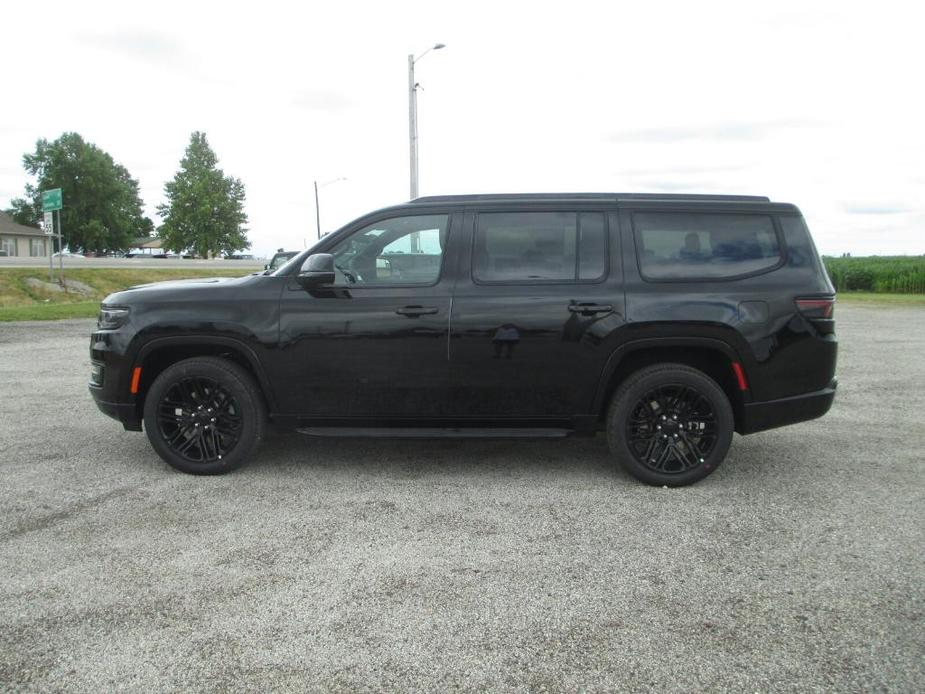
[41,188,63,212]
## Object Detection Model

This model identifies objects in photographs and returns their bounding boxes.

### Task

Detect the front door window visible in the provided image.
[329,214,449,286]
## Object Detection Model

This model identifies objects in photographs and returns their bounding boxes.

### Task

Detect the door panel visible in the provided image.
[448,209,626,418]
[273,211,460,417]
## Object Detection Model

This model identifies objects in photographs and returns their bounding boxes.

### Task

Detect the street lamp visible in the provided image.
[314,177,347,241]
[408,42,445,200]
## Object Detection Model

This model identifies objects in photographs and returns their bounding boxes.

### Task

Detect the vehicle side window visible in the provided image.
[634,212,781,280]
[329,214,449,286]
[473,211,607,283]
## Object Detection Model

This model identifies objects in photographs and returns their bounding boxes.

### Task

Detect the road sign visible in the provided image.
[43,211,54,235]
[41,188,62,211]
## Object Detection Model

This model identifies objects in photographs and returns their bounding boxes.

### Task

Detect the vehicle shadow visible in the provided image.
[250,432,619,481]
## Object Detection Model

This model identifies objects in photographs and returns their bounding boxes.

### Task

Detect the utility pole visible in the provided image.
[408,53,418,200]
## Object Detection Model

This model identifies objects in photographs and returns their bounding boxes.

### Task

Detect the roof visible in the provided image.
[410,193,771,204]
[0,211,45,237]
[130,237,164,249]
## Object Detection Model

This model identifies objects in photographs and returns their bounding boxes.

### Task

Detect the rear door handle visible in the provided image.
[568,303,613,315]
[396,306,439,317]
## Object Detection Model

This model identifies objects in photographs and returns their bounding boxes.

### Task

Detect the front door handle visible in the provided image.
[396,306,439,317]
[568,303,613,315]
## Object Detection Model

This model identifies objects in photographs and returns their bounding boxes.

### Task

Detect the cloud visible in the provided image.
[81,30,189,66]
[291,89,355,112]
[615,163,749,177]
[609,119,818,143]
[843,203,911,215]
[630,179,721,193]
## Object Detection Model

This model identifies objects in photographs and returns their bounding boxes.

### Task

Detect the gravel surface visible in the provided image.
[1,305,922,693]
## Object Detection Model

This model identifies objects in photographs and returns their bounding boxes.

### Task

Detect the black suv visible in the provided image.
[90,194,837,486]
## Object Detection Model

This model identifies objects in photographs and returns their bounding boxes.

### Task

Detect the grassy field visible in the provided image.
[823,255,925,294]
[0,268,251,322]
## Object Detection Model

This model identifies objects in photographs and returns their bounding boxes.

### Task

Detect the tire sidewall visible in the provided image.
[608,365,734,487]
[143,358,264,475]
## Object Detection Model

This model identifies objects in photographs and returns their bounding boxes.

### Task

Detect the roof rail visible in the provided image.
[409,193,771,204]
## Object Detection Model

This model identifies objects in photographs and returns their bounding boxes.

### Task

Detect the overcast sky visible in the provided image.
[1,0,922,257]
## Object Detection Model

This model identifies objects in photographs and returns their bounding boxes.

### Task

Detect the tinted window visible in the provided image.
[330,214,448,286]
[634,212,781,280]
[474,212,606,282]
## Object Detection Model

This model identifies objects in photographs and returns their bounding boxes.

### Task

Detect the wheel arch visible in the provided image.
[132,336,276,420]
[594,338,747,432]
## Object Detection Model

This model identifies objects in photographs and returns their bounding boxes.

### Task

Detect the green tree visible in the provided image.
[157,132,249,258]
[10,133,149,253]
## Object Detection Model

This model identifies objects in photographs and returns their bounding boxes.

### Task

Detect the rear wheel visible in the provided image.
[607,363,733,486]
[143,357,266,475]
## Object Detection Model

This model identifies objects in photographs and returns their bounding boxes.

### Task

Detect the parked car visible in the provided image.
[89,193,837,485]
[264,250,299,272]
[52,251,85,259]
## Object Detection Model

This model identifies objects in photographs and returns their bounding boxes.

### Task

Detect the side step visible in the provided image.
[296,427,572,439]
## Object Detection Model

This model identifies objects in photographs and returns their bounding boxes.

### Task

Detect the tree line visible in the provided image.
[5,131,249,257]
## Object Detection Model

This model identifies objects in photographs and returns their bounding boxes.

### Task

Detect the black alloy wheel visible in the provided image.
[143,357,266,474]
[607,363,733,486]
[155,376,242,464]
[626,384,719,474]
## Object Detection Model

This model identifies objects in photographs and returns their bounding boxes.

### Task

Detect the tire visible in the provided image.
[142,357,266,475]
[606,363,734,487]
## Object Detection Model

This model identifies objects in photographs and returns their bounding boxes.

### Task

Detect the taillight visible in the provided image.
[795,297,835,319]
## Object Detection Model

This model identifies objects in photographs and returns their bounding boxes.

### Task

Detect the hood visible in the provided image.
[103,274,257,306]
[125,276,245,291]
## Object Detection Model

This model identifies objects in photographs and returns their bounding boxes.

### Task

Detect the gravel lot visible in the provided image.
[1,304,922,693]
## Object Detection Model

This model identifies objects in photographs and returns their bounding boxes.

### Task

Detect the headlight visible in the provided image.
[98,306,130,330]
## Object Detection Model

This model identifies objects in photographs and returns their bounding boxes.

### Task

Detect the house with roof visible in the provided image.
[0,211,48,257]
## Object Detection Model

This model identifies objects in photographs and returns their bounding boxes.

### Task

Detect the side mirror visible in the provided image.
[296,253,336,288]
[264,263,270,271]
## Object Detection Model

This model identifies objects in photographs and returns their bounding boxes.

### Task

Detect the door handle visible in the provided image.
[568,303,613,315]
[395,306,439,317]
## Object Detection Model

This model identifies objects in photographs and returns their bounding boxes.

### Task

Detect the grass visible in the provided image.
[835,292,925,305]
[0,301,101,321]
[0,268,251,322]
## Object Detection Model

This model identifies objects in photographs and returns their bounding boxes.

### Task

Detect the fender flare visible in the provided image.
[134,335,277,411]
[591,336,746,413]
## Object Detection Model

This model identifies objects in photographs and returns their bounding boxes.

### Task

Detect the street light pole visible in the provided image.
[408,43,445,200]
[314,180,321,241]
[313,177,347,241]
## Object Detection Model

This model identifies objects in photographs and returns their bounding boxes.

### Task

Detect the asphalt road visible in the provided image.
[0,305,922,692]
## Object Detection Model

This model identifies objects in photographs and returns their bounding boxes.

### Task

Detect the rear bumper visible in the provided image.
[738,378,837,434]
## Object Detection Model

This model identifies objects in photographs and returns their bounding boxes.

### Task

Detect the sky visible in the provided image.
[1,0,922,258]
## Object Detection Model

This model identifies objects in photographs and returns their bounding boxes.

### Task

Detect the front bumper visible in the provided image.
[738,378,837,434]
[89,385,142,431]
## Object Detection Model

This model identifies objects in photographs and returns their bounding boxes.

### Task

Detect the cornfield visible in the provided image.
[822,256,925,294]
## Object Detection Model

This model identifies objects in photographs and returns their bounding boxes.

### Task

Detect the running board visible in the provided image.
[296,427,572,439]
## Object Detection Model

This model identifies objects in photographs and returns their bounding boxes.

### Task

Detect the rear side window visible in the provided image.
[474,211,607,283]
[634,212,781,280]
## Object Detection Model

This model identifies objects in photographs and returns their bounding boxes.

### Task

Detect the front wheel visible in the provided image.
[143,357,266,475]
[607,363,734,486]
